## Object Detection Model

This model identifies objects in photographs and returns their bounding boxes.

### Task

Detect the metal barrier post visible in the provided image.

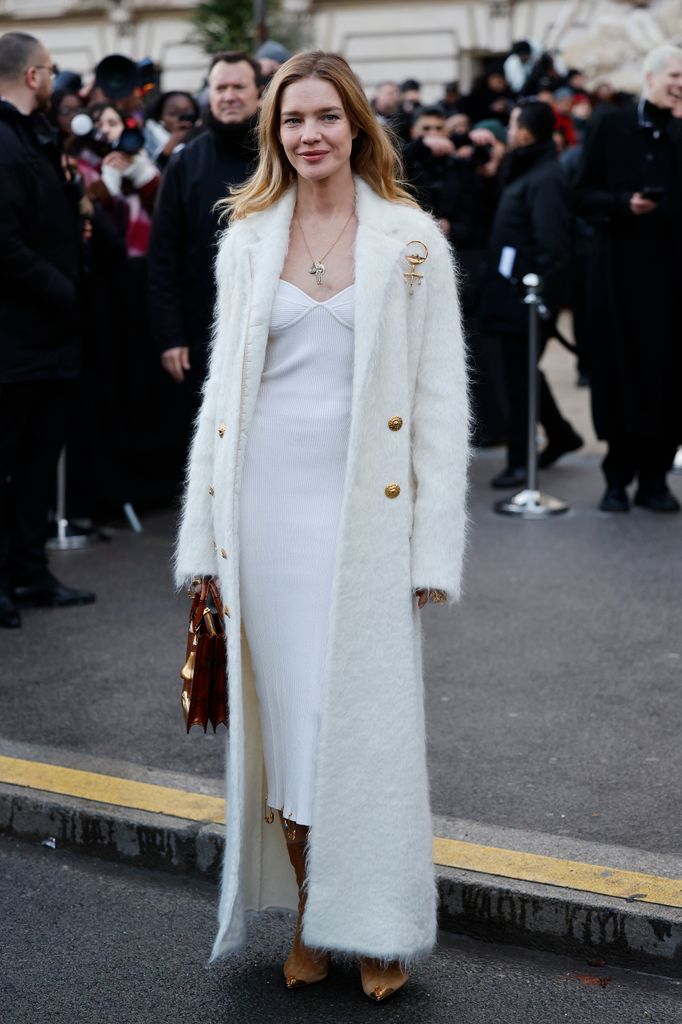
[495,273,570,518]
[46,449,92,550]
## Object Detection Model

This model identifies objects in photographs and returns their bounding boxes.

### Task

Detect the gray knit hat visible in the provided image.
[255,40,291,65]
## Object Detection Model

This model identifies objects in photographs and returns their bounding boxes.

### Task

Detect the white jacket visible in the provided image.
[175,176,469,963]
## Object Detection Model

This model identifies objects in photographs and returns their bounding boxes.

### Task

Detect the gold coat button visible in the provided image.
[388,416,403,431]
[218,423,226,438]
[385,483,400,499]
[208,485,215,496]
[220,548,228,559]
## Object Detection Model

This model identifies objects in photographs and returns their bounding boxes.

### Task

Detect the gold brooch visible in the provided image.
[403,240,429,295]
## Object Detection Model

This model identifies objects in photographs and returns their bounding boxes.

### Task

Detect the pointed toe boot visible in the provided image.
[279,814,330,989]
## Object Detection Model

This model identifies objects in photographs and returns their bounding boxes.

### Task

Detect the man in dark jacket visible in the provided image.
[574,45,682,512]
[148,52,259,393]
[479,99,582,488]
[0,31,95,629]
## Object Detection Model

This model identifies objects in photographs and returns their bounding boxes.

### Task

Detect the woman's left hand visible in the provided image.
[415,588,448,609]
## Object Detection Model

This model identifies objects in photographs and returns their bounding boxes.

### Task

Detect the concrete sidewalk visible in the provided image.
[2,341,681,973]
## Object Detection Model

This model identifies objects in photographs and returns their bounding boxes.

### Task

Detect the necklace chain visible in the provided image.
[296,207,355,284]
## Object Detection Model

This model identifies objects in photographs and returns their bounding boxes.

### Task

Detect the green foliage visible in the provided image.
[190,0,302,56]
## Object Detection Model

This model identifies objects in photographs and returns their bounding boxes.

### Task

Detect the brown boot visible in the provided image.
[279,813,330,988]
[360,957,409,1002]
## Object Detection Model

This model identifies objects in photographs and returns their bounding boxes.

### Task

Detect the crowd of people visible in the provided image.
[0,28,680,629]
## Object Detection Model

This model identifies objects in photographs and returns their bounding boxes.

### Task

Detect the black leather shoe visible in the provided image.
[14,571,96,608]
[538,430,584,469]
[0,589,21,628]
[633,488,681,513]
[599,486,630,513]
[491,465,527,490]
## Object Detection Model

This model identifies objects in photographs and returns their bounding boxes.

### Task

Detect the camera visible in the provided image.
[71,112,145,158]
[451,132,492,166]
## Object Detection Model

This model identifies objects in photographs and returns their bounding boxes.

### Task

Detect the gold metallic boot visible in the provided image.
[279,813,330,989]
[360,957,409,1002]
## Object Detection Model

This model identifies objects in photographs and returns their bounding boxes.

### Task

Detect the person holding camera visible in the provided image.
[478,99,583,488]
[148,51,260,396]
[574,45,682,512]
[401,106,476,245]
[0,31,95,628]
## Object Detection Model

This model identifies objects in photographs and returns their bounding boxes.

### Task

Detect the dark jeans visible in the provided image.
[0,379,75,588]
[603,437,677,491]
[501,333,574,468]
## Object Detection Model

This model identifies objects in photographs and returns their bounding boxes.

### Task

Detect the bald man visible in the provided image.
[0,31,95,627]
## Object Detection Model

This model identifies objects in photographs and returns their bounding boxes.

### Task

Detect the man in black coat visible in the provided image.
[574,45,682,512]
[148,52,259,394]
[0,31,95,629]
[479,100,582,488]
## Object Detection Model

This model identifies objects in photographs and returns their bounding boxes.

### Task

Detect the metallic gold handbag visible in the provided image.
[180,577,228,733]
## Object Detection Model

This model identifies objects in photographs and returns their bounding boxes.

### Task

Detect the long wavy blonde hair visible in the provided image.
[223,50,417,220]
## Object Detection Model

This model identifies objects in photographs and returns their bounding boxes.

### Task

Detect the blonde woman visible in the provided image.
[175,51,469,1001]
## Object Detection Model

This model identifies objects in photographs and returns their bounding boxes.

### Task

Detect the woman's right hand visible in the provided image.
[190,576,213,599]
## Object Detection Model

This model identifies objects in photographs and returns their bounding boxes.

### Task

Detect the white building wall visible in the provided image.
[0,1,679,97]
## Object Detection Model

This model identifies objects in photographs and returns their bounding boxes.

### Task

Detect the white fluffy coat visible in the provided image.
[174,177,469,963]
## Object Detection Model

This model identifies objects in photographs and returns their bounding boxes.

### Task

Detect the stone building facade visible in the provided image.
[0,0,679,97]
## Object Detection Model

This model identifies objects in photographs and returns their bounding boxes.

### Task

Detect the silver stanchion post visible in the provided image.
[495,273,569,518]
[47,448,93,550]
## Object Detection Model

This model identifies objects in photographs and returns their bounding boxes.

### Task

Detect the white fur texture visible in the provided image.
[174,178,470,963]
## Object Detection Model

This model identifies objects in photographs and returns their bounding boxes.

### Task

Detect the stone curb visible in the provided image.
[1,782,680,978]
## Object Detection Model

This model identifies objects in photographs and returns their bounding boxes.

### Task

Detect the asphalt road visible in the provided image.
[3,452,681,857]
[2,835,680,1024]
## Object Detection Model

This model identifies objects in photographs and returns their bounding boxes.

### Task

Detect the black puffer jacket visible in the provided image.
[148,113,258,375]
[478,140,571,336]
[0,101,81,383]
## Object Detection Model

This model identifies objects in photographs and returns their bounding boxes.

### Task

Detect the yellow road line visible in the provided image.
[433,837,682,909]
[2,755,681,909]
[0,755,225,825]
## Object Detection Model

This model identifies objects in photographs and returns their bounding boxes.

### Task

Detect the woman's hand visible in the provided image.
[162,124,191,157]
[415,588,448,609]
[190,576,213,600]
[102,151,134,173]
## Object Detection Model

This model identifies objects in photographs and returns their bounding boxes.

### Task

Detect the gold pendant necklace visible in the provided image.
[296,208,355,285]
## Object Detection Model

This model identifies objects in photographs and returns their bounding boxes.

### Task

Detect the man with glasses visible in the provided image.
[0,31,95,628]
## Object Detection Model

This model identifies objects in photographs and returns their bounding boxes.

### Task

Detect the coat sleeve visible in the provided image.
[529,172,571,316]
[573,114,631,223]
[0,162,78,310]
[173,225,236,588]
[148,154,188,354]
[410,228,470,601]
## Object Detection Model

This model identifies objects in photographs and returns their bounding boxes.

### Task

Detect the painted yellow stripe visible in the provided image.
[433,836,682,909]
[2,755,681,909]
[0,756,225,825]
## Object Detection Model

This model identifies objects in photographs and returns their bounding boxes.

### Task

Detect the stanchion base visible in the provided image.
[46,519,94,551]
[495,489,570,518]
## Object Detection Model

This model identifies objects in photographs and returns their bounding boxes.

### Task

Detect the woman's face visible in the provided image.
[97,106,125,143]
[56,93,82,137]
[279,77,357,185]
[160,94,196,133]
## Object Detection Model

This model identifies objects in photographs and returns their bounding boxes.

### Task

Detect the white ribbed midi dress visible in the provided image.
[239,279,355,826]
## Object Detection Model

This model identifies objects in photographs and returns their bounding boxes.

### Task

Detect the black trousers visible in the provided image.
[501,333,573,468]
[0,379,75,588]
[602,436,677,491]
